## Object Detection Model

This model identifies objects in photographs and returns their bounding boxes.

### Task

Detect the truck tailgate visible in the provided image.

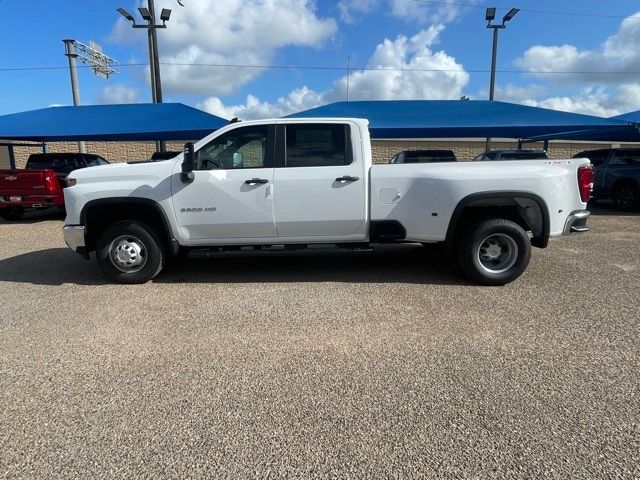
[0,169,53,195]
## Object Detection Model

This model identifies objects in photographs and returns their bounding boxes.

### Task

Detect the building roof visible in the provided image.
[287,100,639,141]
[0,103,229,142]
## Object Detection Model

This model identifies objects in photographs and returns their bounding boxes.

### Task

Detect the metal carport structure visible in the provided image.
[0,103,228,169]
[0,103,228,142]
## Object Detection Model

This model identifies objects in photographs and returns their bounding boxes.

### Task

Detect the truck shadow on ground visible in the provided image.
[0,209,65,225]
[0,244,468,286]
[588,201,640,217]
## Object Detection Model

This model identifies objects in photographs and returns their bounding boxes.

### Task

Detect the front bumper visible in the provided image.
[63,225,86,254]
[563,210,590,235]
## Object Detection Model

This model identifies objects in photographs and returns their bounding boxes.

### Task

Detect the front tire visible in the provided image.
[96,221,165,284]
[457,218,531,286]
[0,206,25,221]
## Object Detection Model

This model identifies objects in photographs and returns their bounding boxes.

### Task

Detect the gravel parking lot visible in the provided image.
[1,206,639,479]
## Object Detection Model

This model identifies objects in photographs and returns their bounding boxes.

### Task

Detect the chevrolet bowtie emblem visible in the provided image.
[5,176,17,181]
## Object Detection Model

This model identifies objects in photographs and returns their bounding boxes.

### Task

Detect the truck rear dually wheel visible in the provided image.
[96,221,165,284]
[457,218,531,286]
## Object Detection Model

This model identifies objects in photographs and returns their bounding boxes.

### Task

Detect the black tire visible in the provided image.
[457,218,531,286]
[96,220,165,284]
[0,206,25,221]
[613,182,640,211]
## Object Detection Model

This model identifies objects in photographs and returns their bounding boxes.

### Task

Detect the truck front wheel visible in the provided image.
[457,218,531,286]
[96,221,165,284]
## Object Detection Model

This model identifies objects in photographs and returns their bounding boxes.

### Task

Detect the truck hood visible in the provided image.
[69,159,177,184]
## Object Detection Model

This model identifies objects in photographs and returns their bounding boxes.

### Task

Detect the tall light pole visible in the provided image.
[117,2,172,151]
[485,7,519,151]
[63,40,85,153]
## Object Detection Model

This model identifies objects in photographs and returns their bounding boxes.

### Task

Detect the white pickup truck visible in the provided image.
[62,118,593,285]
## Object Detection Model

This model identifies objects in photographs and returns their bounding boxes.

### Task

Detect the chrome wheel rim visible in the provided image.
[477,233,518,274]
[109,235,147,273]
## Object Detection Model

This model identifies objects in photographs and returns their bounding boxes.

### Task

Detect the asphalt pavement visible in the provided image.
[1,206,638,478]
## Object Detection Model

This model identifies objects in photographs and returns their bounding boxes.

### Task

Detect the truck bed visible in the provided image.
[370,159,590,242]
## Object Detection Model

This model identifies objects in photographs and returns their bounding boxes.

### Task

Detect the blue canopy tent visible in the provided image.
[288,100,640,141]
[613,110,640,123]
[0,103,228,142]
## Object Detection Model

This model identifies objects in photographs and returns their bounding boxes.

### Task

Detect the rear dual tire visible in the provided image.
[96,221,165,284]
[457,218,531,286]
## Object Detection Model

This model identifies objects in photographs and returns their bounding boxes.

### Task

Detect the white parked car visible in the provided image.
[62,118,593,285]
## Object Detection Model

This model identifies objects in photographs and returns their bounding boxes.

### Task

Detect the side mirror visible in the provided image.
[181,142,195,183]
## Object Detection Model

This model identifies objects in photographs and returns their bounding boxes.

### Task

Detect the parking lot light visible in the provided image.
[485,6,520,150]
[503,8,520,22]
[117,8,136,24]
[117,0,170,151]
[485,8,496,21]
[138,7,152,21]
[160,9,172,23]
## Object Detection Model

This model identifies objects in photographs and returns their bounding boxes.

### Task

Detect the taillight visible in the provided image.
[577,165,594,203]
[44,171,61,194]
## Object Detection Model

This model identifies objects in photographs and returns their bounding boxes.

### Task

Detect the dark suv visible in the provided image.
[389,150,457,163]
[26,153,109,177]
[573,148,640,210]
[473,150,549,161]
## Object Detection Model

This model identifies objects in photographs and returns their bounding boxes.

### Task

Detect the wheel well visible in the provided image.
[446,194,549,248]
[82,200,174,253]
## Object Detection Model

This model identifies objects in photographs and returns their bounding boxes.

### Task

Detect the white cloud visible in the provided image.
[337,0,475,24]
[482,83,640,117]
[110,0,336,96]
[199,25,469,120]
[516,12,640,84]
[388,0,463,24]
[508,12,640,116]
[534,86,640,117]
[97,84,139,104]
[199,87,323,119]
[338,0,377,23]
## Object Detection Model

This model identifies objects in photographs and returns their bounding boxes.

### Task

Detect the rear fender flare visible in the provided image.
[445,191,550,248]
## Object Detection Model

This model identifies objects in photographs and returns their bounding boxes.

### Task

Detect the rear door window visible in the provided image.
[285,124,351,167]
[612,150,640,166]
[26,155,81,174]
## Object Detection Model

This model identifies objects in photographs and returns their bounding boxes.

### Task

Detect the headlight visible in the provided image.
[67,178,77,187]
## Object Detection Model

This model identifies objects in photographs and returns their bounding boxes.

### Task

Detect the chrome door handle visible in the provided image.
[244,178,269,185]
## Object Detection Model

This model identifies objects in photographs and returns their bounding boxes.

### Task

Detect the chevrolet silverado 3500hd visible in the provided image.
[62,118,593,285]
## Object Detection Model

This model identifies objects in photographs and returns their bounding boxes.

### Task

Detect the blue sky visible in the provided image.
[2,0,640,118]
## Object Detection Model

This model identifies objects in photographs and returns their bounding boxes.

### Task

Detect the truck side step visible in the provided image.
[187,244,374,259]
